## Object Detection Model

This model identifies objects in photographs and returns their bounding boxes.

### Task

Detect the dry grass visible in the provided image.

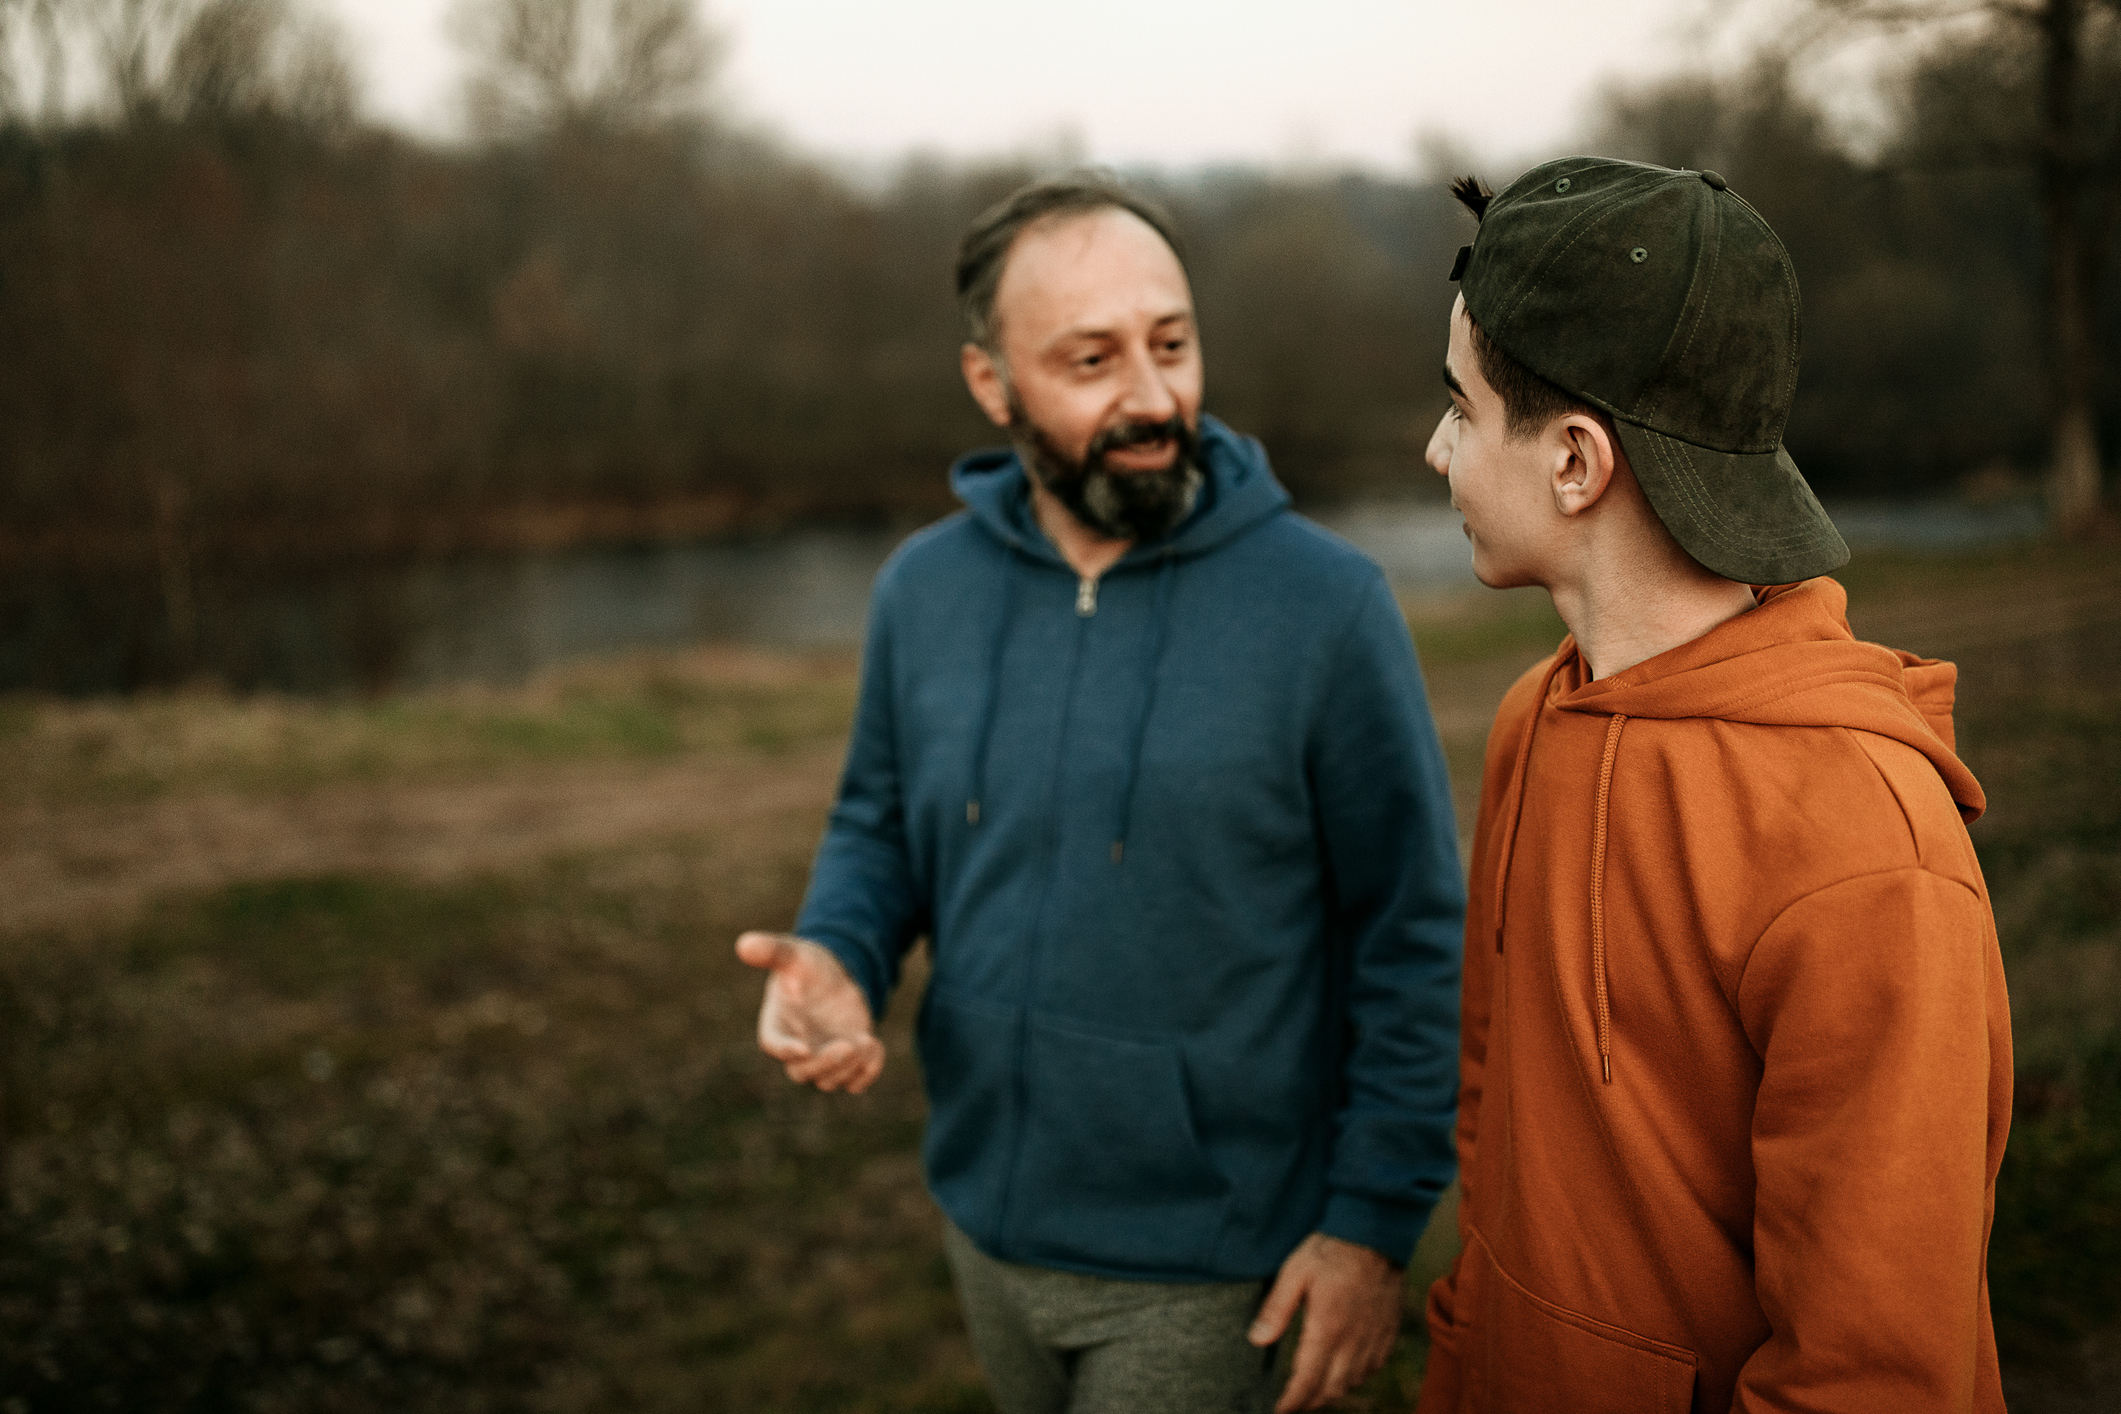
[1,541,2116,1411]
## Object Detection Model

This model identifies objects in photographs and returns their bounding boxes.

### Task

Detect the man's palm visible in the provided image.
[736,932,886,1093]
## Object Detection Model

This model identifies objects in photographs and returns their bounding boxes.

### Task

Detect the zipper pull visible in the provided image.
[1076,576,1098,616]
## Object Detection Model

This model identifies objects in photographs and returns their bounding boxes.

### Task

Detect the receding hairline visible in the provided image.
[985,206,1194,352]
[955,174,1189,354]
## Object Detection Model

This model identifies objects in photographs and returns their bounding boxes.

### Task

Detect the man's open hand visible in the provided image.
[1248,1231,1404,1412]
[735,932,886,1093]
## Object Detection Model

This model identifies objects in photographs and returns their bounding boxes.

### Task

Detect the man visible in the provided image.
[1417,158,2011,1412]
[735,176,1465,1413]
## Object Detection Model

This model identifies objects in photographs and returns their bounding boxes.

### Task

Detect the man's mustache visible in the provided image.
[1088,416,1188,458]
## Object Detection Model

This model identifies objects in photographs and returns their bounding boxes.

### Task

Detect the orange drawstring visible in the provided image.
[1492,652,1572,953]
[1590,713,1627,1084]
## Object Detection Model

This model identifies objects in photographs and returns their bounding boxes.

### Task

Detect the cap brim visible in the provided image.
[1610,422,1849,585]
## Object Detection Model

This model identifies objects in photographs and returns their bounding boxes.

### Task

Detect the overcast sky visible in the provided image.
[320,0,1801,173]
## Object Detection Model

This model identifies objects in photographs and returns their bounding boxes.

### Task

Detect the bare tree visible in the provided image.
[1795,0,2119,533]
[0,0,71,123]
[453,0,720,138]
[84,0,352,130]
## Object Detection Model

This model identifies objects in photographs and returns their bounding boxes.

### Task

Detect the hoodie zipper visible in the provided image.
[1077,575,1098,616]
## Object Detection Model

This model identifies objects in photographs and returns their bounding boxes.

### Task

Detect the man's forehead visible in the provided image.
[993,208,1191,334]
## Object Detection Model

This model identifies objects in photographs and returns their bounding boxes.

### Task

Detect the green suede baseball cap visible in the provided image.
[1451,157,1848,585]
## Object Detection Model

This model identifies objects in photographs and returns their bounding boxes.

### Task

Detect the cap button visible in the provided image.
[1700,170,1728,191]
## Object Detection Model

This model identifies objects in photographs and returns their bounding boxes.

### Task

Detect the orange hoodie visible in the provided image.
[1418,579,2012,1414]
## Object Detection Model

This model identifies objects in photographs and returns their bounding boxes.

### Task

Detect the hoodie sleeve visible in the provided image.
[792,568,930,1023]
[1733,866,2010,1413]
[1307,574,1467,1264]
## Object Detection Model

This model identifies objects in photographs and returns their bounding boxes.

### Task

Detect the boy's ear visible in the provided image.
[1551,413,1622,518]
[962,343,1014,428]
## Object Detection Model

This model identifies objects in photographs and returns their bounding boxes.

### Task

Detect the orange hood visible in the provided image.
[1553,578,1982,820]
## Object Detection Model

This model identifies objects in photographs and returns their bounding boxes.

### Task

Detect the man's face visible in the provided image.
[966,208,1205,541]
[1427,294,1561,589]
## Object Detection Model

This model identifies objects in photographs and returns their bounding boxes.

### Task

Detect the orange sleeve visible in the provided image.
[1733,868,2009,1413]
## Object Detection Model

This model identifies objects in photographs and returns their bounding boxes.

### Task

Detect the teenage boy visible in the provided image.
[1417,158,2011,1413]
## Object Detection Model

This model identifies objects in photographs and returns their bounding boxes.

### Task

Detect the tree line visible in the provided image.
[0,0,2115,685]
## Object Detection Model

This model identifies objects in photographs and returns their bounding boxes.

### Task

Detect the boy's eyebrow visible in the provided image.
[1442,364,1468,400]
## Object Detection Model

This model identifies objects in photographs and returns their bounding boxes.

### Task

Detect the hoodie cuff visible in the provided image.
[1319,1192,1432,1268]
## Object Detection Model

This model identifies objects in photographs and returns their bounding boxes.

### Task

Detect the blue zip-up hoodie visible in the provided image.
[796,415,1464,1281]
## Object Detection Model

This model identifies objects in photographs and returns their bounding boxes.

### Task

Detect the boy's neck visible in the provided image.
[1546,524,1760,681]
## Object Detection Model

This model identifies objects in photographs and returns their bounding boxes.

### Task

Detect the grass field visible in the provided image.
[1,540,2116,1411]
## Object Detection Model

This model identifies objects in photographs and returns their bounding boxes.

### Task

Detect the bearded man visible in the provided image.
[737,176,1465,1414]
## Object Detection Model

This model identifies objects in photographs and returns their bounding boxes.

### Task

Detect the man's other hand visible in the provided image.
[1248,1231,1403,1412]
[734,932,886,1093]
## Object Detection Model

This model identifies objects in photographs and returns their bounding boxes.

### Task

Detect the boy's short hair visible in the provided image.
[1465,316,1598,440]
[1449,177,1600,440]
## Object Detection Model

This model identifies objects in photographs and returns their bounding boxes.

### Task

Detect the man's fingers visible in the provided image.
[735,930,797,972]
[841,1041,887,1095]
[1322,1348,1362,1405]
[786,1036,857,1084]
[1248,1267,1304,1347]
[1274,1319,1329,1413]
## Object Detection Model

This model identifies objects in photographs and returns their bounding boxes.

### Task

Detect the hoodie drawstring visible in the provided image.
[1490,653,1572,953]
[965,548,1019,827]
[1590,712,1627,1084]
[1112,554,1177,864]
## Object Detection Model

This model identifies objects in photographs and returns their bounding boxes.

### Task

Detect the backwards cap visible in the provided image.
[1454,157,1848,585]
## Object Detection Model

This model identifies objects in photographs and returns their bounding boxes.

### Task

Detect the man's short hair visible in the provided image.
[955,174,1188,352]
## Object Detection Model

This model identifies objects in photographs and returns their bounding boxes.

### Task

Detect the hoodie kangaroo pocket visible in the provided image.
[1467,1232,1696,1413]
[1008,1019,1231,1274]
[918,992,1020,1244]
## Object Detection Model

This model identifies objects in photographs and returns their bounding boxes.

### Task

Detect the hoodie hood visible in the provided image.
[1552,578,1984,821]
[948,413,1291,568]
[1476,576,1987,1092]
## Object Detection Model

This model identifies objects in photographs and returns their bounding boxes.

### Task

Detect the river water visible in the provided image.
[2,497,2048,694]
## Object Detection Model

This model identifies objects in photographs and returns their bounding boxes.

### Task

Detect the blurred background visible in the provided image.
[0,1,2115,1410]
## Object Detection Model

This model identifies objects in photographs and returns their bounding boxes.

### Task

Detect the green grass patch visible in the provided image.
[0,655,858,805]
[0,849,982,1413]
[1405,587,1567,667]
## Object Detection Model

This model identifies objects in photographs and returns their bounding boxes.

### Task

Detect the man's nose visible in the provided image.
[1116,346,1179,422]
[1424,411,1455,476]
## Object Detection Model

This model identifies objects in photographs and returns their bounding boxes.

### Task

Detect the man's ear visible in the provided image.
[961,343,1013,428]
[1551,413,1622,518]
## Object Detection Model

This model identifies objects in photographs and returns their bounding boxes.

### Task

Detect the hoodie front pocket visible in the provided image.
[919,992,1020,1245]
[1467,1231,1696,1414]
[1008,1019,1231,1275]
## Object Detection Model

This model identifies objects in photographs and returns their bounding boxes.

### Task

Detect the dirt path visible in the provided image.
[0,744,844,936]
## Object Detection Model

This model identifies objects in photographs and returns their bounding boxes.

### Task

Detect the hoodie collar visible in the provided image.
[1545,579,1984,821]
[947,413,1290,570]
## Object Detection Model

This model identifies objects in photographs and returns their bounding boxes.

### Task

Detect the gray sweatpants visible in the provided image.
[943,1220,1291,1414]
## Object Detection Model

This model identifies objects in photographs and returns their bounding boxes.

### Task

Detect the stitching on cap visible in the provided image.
[1644,434,1814,556]
[1636,192,1716,424]
[1489,179,1644,332]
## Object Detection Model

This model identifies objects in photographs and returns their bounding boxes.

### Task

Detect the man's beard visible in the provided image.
[1010,399,1204,543]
